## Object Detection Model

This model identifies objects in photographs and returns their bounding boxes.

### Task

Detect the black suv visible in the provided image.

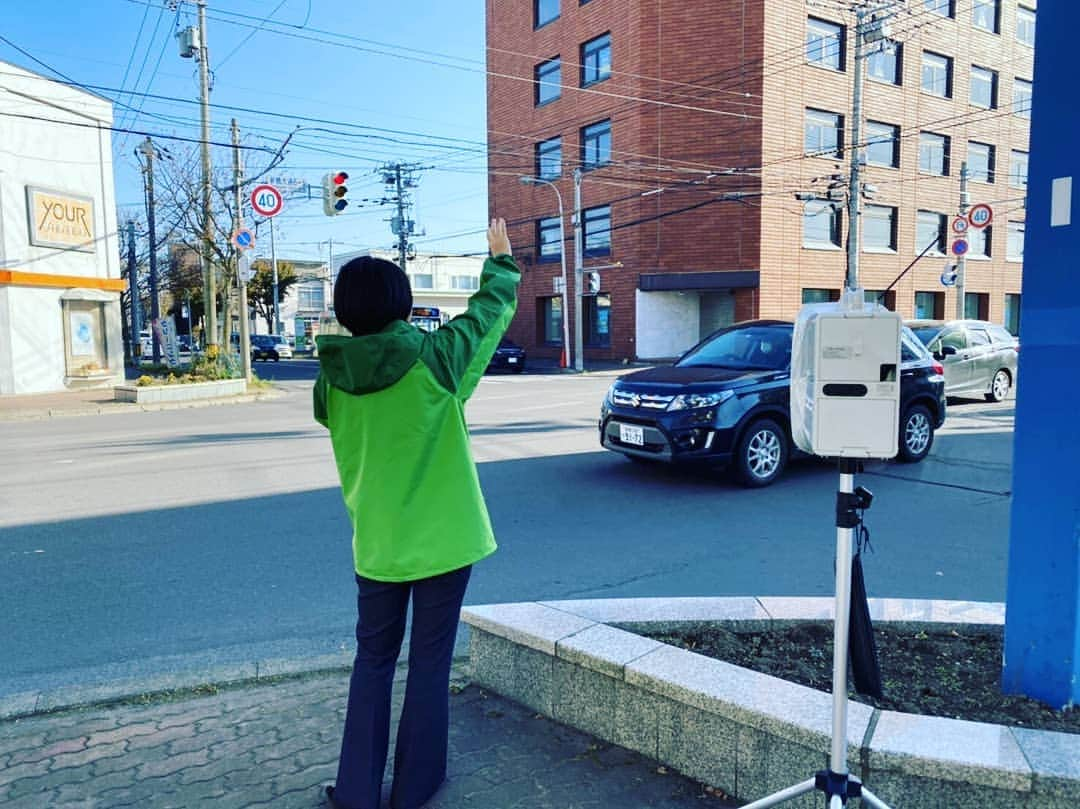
[599,321,946,486]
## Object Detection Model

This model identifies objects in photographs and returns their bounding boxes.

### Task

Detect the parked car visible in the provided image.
[268,334,293,359]
[250,334,280,362]
[907,320,1018,402]
[487,337,526,373]
[599,321,947,487]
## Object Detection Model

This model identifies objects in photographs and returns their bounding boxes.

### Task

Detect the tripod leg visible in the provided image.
[857,786,893,809]
[739,777,817,808]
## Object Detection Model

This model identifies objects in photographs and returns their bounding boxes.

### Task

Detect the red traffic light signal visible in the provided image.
[323,171,349,216]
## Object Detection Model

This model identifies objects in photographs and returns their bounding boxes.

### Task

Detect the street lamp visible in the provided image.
[520,176,572,369]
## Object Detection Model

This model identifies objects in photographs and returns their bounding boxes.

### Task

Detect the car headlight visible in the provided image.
[667,390,734,411]
[604,383,617,407]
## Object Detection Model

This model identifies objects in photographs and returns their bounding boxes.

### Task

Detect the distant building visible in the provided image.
[487,0,1031,362]
[0,61,124,394]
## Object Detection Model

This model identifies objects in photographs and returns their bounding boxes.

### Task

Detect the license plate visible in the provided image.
[507,357,518,363]
[619,423,645,446]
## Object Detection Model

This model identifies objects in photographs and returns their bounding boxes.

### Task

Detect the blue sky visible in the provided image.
[2,0,492,262]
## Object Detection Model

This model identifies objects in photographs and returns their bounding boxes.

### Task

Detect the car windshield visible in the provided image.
[910,326,941,346]
[678,326,792,371]
[901,327,931,363]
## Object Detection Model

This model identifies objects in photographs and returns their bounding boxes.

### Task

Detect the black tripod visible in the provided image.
[741,459,893,809]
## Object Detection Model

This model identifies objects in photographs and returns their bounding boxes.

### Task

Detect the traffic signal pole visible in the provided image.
[139,138,161,364]
[572,168,584,372]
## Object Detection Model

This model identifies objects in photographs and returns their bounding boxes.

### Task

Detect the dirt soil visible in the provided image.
[645,622,1078,734]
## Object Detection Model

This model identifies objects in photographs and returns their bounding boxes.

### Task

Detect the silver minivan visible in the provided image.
[908,320,1018,402]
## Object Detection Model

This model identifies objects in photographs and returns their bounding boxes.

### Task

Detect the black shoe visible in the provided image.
[324,785,345,809]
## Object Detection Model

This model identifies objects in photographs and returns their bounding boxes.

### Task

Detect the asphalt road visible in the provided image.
[0,360,1014,700]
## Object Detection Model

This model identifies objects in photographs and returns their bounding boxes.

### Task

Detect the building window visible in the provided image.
[967,141,995,183]
[540,296,563,344]
[1006,222,1024,261]
[965,293,990,320]
[972,0,1000,33]
[537,216,562,262]
[970,65,998,108]
[581,119,611,169]
[923,0,953,18]
[535,0,559,29]
[865,120,899,167]
[581,33,611,86]
[919,132,950,175]
[1017,6,1036,47]
[806,17,844,70]
[867,41,902,85]
[536,137,562,180]
[914,291,944,319]
[296,282,325,311]
[535,57,561,105]
[968,224,992,258]
[921,51,953,98]
[916,210,947,254]
[863,204,898,252]
[805,108,844,157]
[450,275,479,290]
[1013,78,1032,119]
[1009,150,1028,188]
[803,200,841,248]
[1004,293,1021,334]
[584,293,611,347]
[802,288,840,304]
[411,273,434,289]
[864,289,896,310]
[583,204,611,255]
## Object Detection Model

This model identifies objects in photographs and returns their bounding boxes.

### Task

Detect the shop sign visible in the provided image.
[26,187,96,252]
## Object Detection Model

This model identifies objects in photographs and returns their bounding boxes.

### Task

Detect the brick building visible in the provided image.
[486,0,1032,363]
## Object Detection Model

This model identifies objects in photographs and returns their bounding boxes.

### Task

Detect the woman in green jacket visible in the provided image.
[316,219,519,809]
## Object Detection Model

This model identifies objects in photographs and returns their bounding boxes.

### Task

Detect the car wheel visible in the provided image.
[734,418,788,487]
[897,404,934,463]
[986,369,1011,402]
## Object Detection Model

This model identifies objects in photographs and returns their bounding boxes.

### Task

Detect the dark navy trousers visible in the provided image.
[333,565,472,809]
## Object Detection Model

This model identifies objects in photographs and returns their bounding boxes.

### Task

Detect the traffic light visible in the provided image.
[587,271,600,294]
[322,171,349,216]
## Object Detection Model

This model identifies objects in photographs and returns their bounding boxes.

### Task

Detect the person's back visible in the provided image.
[314,219,519,809]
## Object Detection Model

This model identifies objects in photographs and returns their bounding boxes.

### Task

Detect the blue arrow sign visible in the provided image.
[233,229,254,250]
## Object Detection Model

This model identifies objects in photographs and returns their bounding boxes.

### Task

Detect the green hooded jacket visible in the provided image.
[314,254,520,582]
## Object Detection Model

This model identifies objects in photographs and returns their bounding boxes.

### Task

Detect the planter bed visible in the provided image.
[461,597,1080,809]
[113,378,247,404]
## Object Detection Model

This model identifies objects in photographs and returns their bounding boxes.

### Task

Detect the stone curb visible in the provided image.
[0,389,286,422]
[461,597,1080,809]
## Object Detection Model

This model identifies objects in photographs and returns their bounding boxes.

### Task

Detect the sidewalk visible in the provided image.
[0,664,738,809]
[0,385,282,422]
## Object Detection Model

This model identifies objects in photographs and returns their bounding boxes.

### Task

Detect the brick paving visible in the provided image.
[0,665,739,808]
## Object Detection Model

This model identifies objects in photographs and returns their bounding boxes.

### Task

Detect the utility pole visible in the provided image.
[139,137,161,364]
[955,161,970,319]
[126,219,141,364]
[232,119,252,380]
[572,168,584,372]
[395,164,408,270]
[196,0,217,351]
[845,4,870,292]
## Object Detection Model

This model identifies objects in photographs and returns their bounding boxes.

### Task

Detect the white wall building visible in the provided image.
[0,62,123,394]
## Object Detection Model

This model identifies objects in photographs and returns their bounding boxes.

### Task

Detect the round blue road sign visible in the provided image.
[951,239,969,256]
[232,228,254,250]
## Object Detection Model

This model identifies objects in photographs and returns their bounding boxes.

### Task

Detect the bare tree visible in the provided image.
[248,259,298,333]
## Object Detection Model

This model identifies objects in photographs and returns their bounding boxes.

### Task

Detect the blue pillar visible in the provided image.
[1003,3,1080,709]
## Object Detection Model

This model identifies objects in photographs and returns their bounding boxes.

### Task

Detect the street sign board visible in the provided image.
[951,239,969,256]
[951,217,969,235]
[251,184,284,217]
[238,253,254,283]
[967,203,993,229]
[232,228,254,250]
[940,268,957,287]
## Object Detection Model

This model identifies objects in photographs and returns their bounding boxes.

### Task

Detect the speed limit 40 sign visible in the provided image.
[251,184,284,218]
[967,203,993,229]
